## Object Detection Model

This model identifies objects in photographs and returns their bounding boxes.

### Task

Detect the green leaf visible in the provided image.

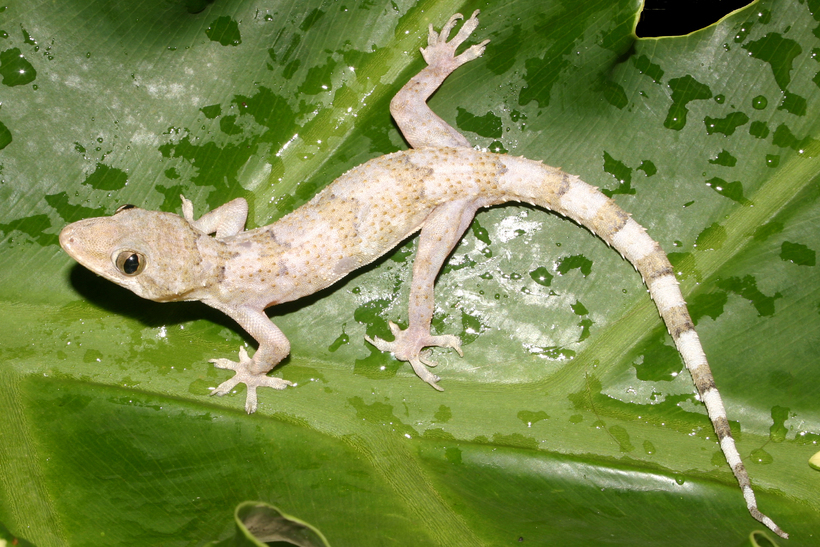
[1,0,819,545]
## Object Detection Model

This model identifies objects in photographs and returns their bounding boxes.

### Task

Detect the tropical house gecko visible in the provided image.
[59,11,787,538]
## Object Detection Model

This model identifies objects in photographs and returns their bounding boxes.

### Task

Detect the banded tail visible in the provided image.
[500,158,788,539]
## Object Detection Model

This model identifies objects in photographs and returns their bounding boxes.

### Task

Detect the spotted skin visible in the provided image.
[58,11,786,538]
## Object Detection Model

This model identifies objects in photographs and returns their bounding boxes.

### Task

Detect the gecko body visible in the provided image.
[59,12,787,538]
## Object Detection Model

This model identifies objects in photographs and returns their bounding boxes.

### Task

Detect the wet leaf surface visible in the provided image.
[1,0,818,545]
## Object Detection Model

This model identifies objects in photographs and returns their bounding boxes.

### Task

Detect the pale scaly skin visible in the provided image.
[58,12,787,538]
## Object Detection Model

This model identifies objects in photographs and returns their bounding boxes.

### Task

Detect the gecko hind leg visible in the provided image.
[366,321,463,390]
[365,200,478,389]
[209,346,293,413]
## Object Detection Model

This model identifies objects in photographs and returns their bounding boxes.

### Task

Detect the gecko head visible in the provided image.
[60,206,212,302]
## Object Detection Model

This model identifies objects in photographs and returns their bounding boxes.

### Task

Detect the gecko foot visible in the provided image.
[365,321,463,389]
[421,10,490,70]
[209,346,293,414]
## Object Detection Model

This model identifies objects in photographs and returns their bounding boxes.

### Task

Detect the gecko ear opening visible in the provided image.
[114,250,146,276]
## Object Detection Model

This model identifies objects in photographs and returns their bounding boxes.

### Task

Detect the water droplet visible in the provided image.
[714,94,725,104]
[750,448,773,464]
[752,95,768,110]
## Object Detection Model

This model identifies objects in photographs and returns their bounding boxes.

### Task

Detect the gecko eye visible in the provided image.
[114,250,146,276]
[115,204,136,214]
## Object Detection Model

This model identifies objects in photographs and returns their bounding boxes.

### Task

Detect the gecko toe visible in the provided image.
[364,334,395,353]
[409,358,443,390]
[244,386,259,414]
[439,13,464,41]
[210,376,241,397]
[418,350,438,368]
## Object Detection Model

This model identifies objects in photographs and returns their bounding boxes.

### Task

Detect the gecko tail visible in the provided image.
[503,158,788,538]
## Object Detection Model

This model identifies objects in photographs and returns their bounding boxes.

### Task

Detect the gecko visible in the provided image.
[59,11,787,538]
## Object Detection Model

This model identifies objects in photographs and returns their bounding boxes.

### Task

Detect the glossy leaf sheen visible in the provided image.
[1,0,819,545]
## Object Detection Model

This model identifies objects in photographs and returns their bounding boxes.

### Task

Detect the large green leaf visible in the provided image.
[1,0,818,544]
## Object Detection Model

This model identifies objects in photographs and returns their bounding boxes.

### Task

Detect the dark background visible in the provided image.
[637,0,752,37]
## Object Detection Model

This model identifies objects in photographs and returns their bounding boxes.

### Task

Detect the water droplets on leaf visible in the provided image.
[601,151,634,196]
[608,425,633,452]
[769,406,790,443]
[433,405,452,424]
[327,325,349,352]
[664,75,712,131]
[772,123,820,156]
[704,177,750,204]
[517,410,549,427]
[778,91,807,116]
[200,104,221,119]
[555,254,593,277]
[780,241,816,266]
[742,32,802,91]
[632,333,682,382]
[455,107,503,139]
[206,16,242,47]
[637,159,657,176]
[529,267,552,287]
[689,291,728,325]
[715,275,782,316]
[694,222,727,251]
[708,150,737,167]
[82,163,128,191]
[526,345,576,361]
[0,119,11,150]
[752,220,784,241]
[703,112,748,136]
[0,47,36,86]
[750,448,773,465]
[749,121,770,139]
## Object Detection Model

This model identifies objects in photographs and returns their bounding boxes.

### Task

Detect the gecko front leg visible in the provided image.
[206,305,293,413]
[366,200,480,389]
[181,194,248,238]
